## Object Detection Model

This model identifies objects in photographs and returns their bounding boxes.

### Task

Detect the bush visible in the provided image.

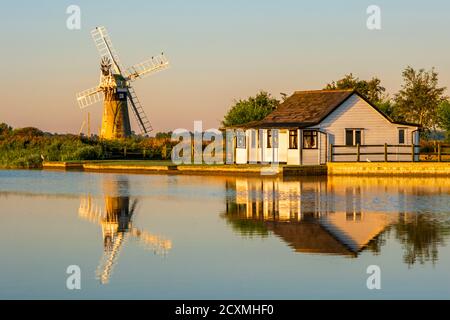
[12,127,44,137]
[0,123,175,168]
[62,145,102,161]
[0,123,12,136]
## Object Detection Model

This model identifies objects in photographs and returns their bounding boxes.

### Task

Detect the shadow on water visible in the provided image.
[222,176,450,265]
[78,177,172,284]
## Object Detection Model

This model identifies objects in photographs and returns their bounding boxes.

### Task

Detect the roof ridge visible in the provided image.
[293,89,355,94]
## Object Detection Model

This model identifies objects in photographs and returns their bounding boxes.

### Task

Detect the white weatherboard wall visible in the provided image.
[236,148,247,164]
[278,130,289,163]
[287,129,301,165]
[235,130,248,164]
[317,94,419,162]
[241,129,287,164]
[300,130,328,165]
[320,132,327,164]
[263,130,289,164]
[265,140,274,163]
[302,149,319,165]
[248,130,258,163]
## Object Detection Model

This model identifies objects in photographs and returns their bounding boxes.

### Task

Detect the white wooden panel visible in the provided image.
[278,130,289,163]
[317,94,419,162]
[236,149,247,164]
[247,129,258,163]
[287,149,300,165]
[302,149,319,165]
[320,133,327,164]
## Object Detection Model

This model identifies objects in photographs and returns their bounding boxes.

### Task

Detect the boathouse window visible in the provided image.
[267,130,272,148]
[289,130,298,149]
[355,130,361,145]
[236,131,246,149]
[303,130,318,149]
[251,130,256,148]
[267,130,279,148]
[398,128,406,144]
[257,130,261,148]
[345,129,362,146]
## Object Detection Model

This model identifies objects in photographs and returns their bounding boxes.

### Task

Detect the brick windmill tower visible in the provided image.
[76,27,169,139]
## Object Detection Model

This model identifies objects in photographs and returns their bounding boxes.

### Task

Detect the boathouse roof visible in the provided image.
[228,89,419,129]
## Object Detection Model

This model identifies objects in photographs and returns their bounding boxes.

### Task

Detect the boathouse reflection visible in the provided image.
[78,178,172,284]
[223,177,394,257]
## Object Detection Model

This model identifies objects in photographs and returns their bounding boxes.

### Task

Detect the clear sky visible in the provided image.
[1,0,450,134]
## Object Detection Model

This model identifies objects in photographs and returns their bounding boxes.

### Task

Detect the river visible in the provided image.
[0,170,449,299]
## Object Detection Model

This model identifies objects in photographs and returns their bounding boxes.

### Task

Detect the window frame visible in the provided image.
[267,130,272,148]
[236,131,246,149]
[398,128,406,145]
[289,130,298,149]
[251,130,256,148]
[355,130,362,146]
[257,130,261,148]
[302,130,319,150]
[345,129,363,146]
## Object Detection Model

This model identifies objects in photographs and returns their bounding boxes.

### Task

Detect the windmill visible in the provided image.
[76,26,169,139]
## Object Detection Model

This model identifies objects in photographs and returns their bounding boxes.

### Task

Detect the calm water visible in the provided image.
[0,170,449,299]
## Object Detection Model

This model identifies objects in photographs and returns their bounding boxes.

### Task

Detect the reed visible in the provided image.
[0,124,175,169]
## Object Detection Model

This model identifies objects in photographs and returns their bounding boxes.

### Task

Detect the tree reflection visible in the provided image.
[394,213,450,266]
[365,231,389,255]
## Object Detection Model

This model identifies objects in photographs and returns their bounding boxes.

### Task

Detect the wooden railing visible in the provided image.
[101,145,174,160]
[330,143,450,162]
[420,143,450,162]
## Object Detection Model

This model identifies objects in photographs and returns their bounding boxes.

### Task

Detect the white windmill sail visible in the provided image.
[76,86,103,109]
[126,53,170,82]
[91,26,125,75]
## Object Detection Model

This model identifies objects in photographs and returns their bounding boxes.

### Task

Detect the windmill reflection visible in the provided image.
[223,178,394,257]
[79,178,172,284]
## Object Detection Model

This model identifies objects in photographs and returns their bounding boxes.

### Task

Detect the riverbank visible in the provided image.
[328,162,450,176]
[42,160,328,176]
[41,160,450,177]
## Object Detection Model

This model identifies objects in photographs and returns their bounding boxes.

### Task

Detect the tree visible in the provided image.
[325,73,386,105]
[222,91,280,127]
[0,123,12,136]
[394,66,447,131]
[12,127,44,137]
[376,100,396,119]
[155,132,173,139]
[437,101,450,140]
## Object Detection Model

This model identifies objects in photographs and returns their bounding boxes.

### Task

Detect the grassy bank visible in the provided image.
[0,124,174,169]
